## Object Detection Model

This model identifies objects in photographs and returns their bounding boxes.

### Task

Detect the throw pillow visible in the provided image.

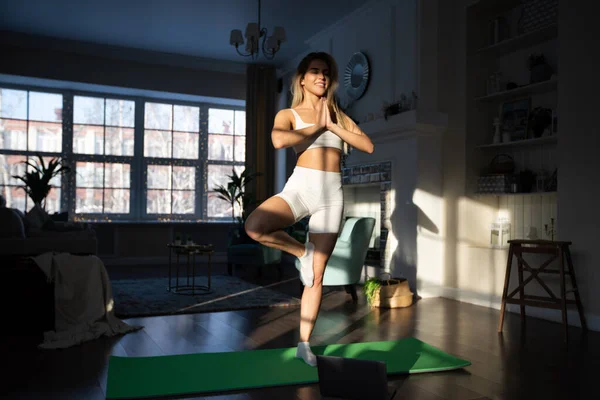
[0,208,26,239]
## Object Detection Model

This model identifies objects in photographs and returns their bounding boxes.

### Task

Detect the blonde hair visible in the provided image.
[290,52,351,154]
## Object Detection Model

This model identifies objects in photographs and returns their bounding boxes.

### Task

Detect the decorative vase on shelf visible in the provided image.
[519,170,536,193]
[486,72,502,95]
[527,226,538,240]
[493,118,502,144]
[529,54,553,84]
[536,171,548,192]
[490,218,511,248]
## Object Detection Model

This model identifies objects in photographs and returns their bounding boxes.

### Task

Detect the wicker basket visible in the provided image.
[368,273,414,308]
[488,154,515,174]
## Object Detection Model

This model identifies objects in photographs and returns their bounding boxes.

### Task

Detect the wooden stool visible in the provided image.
[498,239,587,341]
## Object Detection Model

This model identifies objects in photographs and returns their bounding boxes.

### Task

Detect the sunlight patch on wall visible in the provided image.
[457,195,497,247]
[413,188,444,288]
[456,195,509,296]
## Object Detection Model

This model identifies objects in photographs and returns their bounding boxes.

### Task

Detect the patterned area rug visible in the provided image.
[111,275,301,318]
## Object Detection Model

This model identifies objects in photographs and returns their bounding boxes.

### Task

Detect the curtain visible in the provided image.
[245,64,277,203]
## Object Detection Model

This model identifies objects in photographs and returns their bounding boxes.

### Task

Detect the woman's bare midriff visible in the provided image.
[296,147,342,172]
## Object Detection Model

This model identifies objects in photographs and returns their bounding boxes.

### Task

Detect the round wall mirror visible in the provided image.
[344,52,370,101]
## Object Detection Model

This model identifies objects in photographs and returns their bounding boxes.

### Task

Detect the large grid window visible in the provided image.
[0,88,63,213]
[0,84,244,221]
[206,108,245,218]
[73,95,134,215]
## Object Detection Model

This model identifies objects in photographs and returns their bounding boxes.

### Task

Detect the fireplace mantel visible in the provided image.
[344,108,447,296]
[358,109,448,143]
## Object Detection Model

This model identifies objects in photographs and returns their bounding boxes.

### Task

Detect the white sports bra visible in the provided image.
[289,108,343,154]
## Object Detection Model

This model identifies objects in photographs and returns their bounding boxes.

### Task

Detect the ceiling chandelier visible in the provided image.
[229,0,286,60]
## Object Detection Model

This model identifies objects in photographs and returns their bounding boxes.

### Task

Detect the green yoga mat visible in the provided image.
[106,337,470,399]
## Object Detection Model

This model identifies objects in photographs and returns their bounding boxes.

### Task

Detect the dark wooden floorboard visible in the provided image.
[392,379,447,400]
[4,263,597,400]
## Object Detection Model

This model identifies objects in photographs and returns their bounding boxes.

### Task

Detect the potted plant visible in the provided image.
[186,234,193,245]
[213,168,261,244]
[174,233,182,245]
[362,273,413,308]
[363,276,383,305]
[12,154,70,212]
[528,107,553,138]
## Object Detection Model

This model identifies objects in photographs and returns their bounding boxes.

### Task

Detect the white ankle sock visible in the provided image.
[295,341,317,367]
[298,242,315,288]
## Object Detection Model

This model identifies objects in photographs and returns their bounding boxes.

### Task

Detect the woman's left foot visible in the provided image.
[298,242,315,287]
[295,341,317,366]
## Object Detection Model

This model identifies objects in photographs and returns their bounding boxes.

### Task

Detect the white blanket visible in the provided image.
[33,252,142,349]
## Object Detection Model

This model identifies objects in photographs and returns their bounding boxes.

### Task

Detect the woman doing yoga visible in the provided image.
[245,52,374,366]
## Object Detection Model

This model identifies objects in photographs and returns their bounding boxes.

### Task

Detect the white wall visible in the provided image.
[557,1,600,322]
[0,31,246,100]
[281,0,419,124]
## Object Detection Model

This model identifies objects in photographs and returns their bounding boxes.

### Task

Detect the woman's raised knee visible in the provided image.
[244,215,265,242]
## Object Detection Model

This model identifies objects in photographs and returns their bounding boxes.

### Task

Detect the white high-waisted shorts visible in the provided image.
[275,166,344,234]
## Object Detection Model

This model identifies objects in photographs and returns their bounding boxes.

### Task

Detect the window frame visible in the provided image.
[0,84,65,213]
[204,105,246,221]
[69,91,138,221]
[0,82,246,222]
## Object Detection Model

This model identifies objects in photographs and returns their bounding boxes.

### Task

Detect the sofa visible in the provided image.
[0,205,97,345]
[0,206,97,257]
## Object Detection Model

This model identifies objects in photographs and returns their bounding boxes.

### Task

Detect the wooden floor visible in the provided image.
[5,263,598,400]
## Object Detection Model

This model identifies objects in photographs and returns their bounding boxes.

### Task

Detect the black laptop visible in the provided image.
[316,355,397,400]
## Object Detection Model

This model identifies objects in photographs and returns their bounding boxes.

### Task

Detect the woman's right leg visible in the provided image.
[244,196,305,258]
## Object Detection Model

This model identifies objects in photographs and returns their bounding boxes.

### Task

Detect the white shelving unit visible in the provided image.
[476,23,558,56]
[467,0,559,241]
[475,191,556,197]
[475,77,557,102]
[476,135,557,149]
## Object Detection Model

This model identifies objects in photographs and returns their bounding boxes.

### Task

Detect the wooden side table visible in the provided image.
[498,239,587,341]
[167,243,214,295]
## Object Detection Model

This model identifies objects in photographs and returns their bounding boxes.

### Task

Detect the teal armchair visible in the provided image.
[295,217,376,302]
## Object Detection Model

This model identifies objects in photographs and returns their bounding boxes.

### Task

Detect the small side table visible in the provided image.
[167,243,214,295]
[498,239,587,341]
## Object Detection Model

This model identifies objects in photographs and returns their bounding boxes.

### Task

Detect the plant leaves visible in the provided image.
[11,155,69,209]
